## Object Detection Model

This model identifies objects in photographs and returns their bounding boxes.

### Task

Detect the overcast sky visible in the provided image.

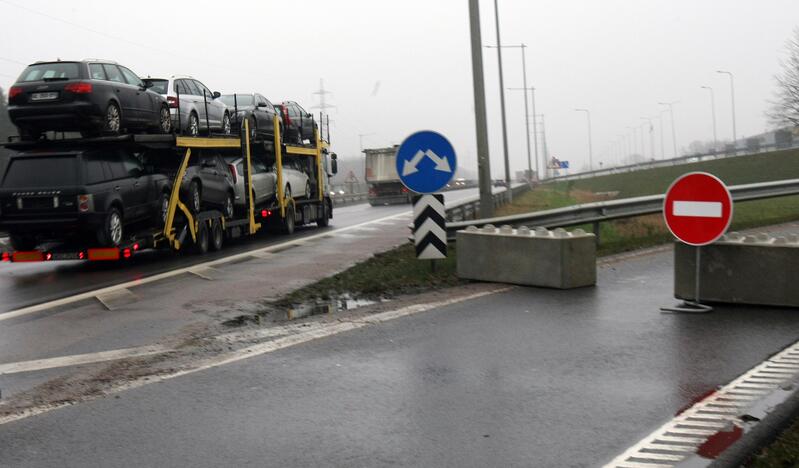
[1,0,797,177]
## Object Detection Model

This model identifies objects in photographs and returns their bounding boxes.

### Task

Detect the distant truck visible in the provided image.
[364,146,414,205]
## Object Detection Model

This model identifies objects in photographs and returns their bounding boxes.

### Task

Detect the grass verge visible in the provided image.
[748,416,799,467]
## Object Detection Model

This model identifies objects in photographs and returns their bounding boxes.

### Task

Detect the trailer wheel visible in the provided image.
[210,218,224,251]
[281,201,295,235]
[316,200,330,227]
[192,221,209,254]
[188,181,202,214]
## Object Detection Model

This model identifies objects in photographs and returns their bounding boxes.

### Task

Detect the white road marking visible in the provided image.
[604,339,799,467]
[672,201,722,218]
[0,211,411,323]
[0,345,170,376]
[0,286,512,425]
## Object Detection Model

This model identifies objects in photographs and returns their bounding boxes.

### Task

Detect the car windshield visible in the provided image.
[145,79,168,94]
[219,95,254,108]
[2,156,79,187]
[17,62,81,82]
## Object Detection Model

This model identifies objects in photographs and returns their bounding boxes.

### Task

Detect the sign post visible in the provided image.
[660,172,733,313]
[396,131,457,266]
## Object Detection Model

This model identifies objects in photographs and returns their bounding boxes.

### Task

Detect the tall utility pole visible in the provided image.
[574,108,593,171]
[717,70,737,153]
[492,0,511,197]
[469,0,493,217]
[531,87,539,179]
[659,101,678,157]
[701,86,718,154]
[536,114,549,179]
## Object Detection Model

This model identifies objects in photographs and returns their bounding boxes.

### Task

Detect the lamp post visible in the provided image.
[468,0,493,217]
[657,110,667,159]
[641,117,654,159]
[574,108,593,171]
[492,0,511,196]
[700,86,718,155]
[717,70,737,153]
[495,42,534,180]
[658,101,678,157]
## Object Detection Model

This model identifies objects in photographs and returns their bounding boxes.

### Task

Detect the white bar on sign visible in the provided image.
[673,201,722,218]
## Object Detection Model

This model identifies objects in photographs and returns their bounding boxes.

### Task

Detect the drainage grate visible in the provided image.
[604,341,799,467]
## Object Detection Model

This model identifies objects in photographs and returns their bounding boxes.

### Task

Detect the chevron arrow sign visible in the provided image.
[413,194,447,259]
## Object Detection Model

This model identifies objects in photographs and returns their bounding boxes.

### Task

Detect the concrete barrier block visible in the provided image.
[674,236,799,307]
[456,227,596,289]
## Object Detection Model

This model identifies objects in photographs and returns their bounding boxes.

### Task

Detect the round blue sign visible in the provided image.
[396,131,457,194]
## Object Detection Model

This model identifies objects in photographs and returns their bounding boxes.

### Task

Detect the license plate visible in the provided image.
[30,92,59,101]
[19,197,55,210]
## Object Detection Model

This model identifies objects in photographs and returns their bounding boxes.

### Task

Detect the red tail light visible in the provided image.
[261,209,272,218]
[167,95,179,108]
[78,194,93,212]
[281,106,291,125]
[78,251,86,260]
[133,243,140,251]
[45,252,53,261]
[64,82,93,94]
[401,187,409,194]
[1,252,10,262]
[9,86,22,99]
[122,248,132,259]
[228,164,238,184]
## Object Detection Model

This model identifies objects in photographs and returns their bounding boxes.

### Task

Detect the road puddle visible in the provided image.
[279,296,380,321]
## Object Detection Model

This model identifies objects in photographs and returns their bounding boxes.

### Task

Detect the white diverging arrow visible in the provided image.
[402,149,452,176]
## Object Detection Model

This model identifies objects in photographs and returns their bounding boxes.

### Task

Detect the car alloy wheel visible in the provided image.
[160,194,170,225]
[188,113,199,136]
[222,113,231,135]
[109,211,123,245]
[305,181,311,199]
[159,106,172,134]
[188,181,201,214]
[224,193,234,219]
[105,103,121,134]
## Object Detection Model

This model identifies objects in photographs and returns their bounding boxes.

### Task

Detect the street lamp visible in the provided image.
[717,70,737,153]
[641,117,654,160]
[489,0,511,194]
[574,108,593,171]
[468,0,493,217]
[495,42,535,179]
[700,86,718,154]
[658,101,679,157]
[657,109,667,159]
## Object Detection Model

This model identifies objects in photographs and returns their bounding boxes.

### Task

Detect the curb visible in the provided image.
[709,377,799,467]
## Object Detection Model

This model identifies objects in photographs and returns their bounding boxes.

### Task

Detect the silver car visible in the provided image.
[223,156,312,209]
[144,76,231,136]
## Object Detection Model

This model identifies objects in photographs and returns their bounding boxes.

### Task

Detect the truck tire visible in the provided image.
[316,200,330,227]
[281,201,295,235]
[8,233,38,251]
[188,181,202,214]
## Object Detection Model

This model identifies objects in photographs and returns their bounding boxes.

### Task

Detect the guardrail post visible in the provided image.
[592,221,601,247]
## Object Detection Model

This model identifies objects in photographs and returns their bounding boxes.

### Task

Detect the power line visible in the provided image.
[0,56,26,66]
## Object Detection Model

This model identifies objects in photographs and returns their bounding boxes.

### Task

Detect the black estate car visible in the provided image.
[0,148,172,250]
[274,101,316,144]
[7,60,172,140]
[219,93,280,140]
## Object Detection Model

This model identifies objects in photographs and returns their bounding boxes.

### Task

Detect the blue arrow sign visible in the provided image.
[396,131,457,194]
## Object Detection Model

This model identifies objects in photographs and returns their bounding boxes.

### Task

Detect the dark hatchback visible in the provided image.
[275,101,316,144]
[0,148,172,250]
[7,60,172,140]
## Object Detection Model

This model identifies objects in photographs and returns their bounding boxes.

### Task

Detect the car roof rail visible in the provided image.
[83,58,119,64]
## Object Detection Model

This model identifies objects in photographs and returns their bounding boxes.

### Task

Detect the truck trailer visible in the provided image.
[364,146,414,205]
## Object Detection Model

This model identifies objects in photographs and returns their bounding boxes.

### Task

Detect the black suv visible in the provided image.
[0,147,171,250]
[7,60,172,140]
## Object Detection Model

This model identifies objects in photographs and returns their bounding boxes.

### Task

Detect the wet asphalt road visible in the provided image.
[2,247,798,467]
[0,188,485,313]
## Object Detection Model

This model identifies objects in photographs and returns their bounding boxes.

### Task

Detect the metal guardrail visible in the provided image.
[544,143,799,183]
[330,192,368,207]
[446,178,799,241]
[445,184,530,221]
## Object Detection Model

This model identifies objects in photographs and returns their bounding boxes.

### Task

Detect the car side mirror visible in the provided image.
[202,161,216,168]
[256,102,267,108]
[307,113,313,118]
[331,159,338,175]
[213,91,221,99]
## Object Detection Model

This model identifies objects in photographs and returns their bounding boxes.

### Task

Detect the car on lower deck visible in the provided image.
[0,147,172,250]
[144,76,231,136]
[142,149,235,219]
[8,60,171,140]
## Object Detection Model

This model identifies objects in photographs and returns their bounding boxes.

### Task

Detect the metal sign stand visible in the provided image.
[661,245,713,314]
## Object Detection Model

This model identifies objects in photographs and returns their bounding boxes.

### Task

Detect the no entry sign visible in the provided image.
[663,172,733,246]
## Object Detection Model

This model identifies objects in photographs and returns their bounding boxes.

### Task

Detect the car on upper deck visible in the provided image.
[144,76,231,136]
[219,93,281,141]
[7,60,171,140]
[274,101,316,145]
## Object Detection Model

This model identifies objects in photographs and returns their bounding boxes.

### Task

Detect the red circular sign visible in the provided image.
[663,172,733,246]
